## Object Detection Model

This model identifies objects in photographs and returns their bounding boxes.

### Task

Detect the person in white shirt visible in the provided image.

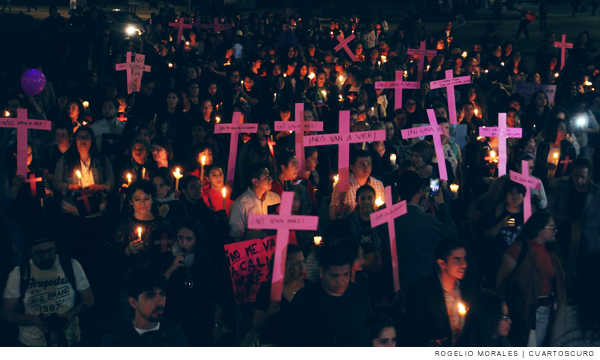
[90,99,125,153]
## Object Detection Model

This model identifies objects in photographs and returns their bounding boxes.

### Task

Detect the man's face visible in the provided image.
[183,179,202,201]
[438,248,467,280]
[351,156,372,179]
[102,101,116,119]
[141,82,155,96]
[252,169,273,192]
[30,242,57,270]
[572,167,590,191]
[320,264,350,296]
[130,288,166,323]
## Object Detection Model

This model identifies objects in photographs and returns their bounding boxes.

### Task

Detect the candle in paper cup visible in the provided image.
[314,236,322,246]
[450,184,459,194]
[390,154,397,165]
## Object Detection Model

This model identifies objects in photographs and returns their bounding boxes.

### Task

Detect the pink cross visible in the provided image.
[559,156,572,175]
[274,103,324,173]
[197,17,232,44]
[479,113,522,177]
[510,160,542,222]
[400,109,449,180]
[407,41,437,82]
[247,191,319,301]
[24,172,42,197]
[304,111,386,192]
[214,112,258,183]
[334,34,359,62]
[430,70,471,125]
[554,34,573,71]
[0,109,51,178]
[117,113,127,122]
[370,186,407,292]
[76,191,93,214]
[314,99,326,115]
[169,20,192,48]
[116,52,151,94]
[375,70,420,110]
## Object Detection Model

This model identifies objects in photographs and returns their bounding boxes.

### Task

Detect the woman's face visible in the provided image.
[131,143,147,164]
[513,51,521,62]
[192,125,206,142]
[496,303,512,338]
[395,113,407,129]
[151,144,168,162]
[272,65,282,76]
[535,93,547,107]
[504,44,513,56]
[355,44,363,55]
[167,93,179,109]
[541,218,557,243]
[411,151,425,168]
[75,130,92,153]
[300,65,308,77]
[19,145,33,166]
[177,227,196,254]
[276,77,285,90]
[384,122,394,141]
[505,188,524,208]
[208,83,217,96]
[152,176,170,199]
[370,49,379,61]
[508,100,521,112]
[199,148,213,166]
[550,58,557,70]
[455,58,463,69]
[285,251,306,281]
[208,167,224,188]
[189,83,200,97]
[137,129,151,143]
[507,111,518,127]
[201,101,213,119]
[533,73,541,84]
[186,67,197,80]
[244,77,255,91]
[316,73,326,87]
[68,103,79,119]
[373,326,397,347]
[405,99,416,113]
[131,189,153,216]
[464,105,474,119]
[493,46,502,58]
[305,151,318,171]
[557,121,567,141]
[281,156,299,180]
[287,47,295,58]
[55,129,70,146]
[257,124,271,139]
[357,190,375,213]
[468,88,477,101]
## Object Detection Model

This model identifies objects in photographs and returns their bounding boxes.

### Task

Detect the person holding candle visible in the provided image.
[358,313,399,347]
[185,142,214,184]
[463,85,488,123]
[200,165,233,216]
[90,99,125,154]
[367,122,399,178]
[496,212,566,346]
[533,118,577,190]
[271,150,317,216]
[521,91,551,135]
[60,99,91,130]
[406,141,453,207]
[40,122,73,185]
[178,175,218,246]
[113,138,151,190]
[455,292,512,346]
[150,168,187,237]
[155,89,192,144]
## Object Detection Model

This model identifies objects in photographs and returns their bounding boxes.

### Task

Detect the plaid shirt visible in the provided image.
[329,174,385,220]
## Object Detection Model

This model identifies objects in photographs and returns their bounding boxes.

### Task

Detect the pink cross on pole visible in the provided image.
[375,70,420,110]
[510,160,542,222]
[247,191,319,301]
[0,109,51,178]
[407,41,437,82]
[304,111,386,192]
[116,52,151,94]
[24,172,42,197]
[275,103,324,173]
[554,34,573,71]
[168,20,192,47]
[479,113,522,177]
[400,109,449,180]
[559,156,572,175]
[430,70,471,125]
[214,112,258,183]
[370,186,407,292]
[334,34,359,62]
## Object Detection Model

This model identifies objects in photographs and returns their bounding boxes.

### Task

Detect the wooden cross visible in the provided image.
[214,112,258,183]
[274,103,324,172]
[169,20,192,48]
[430,70,471,124]
[24,172,42,197]
[510,160,542,222]
[407,41,437,82]
[554,34,573,71]
[370,186,407,292]
[374,70,420,110]
[247,191,319,301]
[116,52,151,94]
[479,113,522,177]
[334,34,359,62]
[0,109,51,178]
[304,110,386,192]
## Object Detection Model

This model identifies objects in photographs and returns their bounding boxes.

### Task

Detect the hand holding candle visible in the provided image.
[137,226,142,241]
[458,302,466,328]
[450,184,459,194]
[390,154,397,165]
[76,170,82,187]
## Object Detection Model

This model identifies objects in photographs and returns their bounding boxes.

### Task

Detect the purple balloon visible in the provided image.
[21,69,46,97]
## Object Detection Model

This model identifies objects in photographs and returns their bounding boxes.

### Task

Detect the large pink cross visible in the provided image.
[247,191,319,301]
[0,109,51,178]
[554,34,573,71]
[274,103,324,173]
[24,172,42,197]
[304,111,386,192]
[407,41,437,82]
[334,34,359,62]
[116,52,151,94]
[559,156,572,175]
[479,113,522,177]
[214,112,258,183]
[197,17,232,43]
[510,160,542,222]
[400,109,449,180]
[374,70,420,110]
[169,20,192,47]
[370,186,407,292]
[430,70,471,125]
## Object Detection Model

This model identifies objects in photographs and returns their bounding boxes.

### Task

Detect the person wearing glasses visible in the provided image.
[149,138,175,174]
[455,292,512,347]
[496,212,566,347]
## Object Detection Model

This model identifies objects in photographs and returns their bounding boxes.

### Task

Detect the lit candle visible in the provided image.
[381,55,386,63]
[555,73,559,78]
[477,136,485,142]
[185,41,190,46]
[4,110,9,117]
[501,62,505,66]
[141,168,146,180]
[200,155,206,184]
[553,152,559,164]
[314,236,322,246]
[82,101,89,108]
[333,174,339,187]
[321,90,327,101]
[168,63,173,68]
[484,69,489,73]
[308,73,315,80]
[283,74,287,77]
[222,187,227,209]
[339,76,343,82]
[339,94,343,102]
[137,227,142,241]
[241,80,244,85]
[390,154,397,165]
[127,173,132,186]
[76,170,82,187]
[375,197,384,207]
[426,65,430,71]
[216,116,221,123]
[403,70,408,80]
[474,109,479,117]
[274,93,277,102]
[462,51,467,58]
[490,150,496,158]
[458,302,466,327]
[173,168,183,190]
[450,184,459,194]
[378,60,381,68]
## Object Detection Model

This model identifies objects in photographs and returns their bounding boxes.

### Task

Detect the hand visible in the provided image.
[68,184,83,191]
[170,253,185,271]
[433,189,444,205]
[128,239,143,255]
[450,189,459,201]
[390,164,399,171]
[158,204,170,217]
[546,162,557,171]
[85,184,104,193]
[498,215,511,229]
[174,189,181,199]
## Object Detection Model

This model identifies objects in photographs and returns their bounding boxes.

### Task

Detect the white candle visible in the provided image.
[173,168,183,190]
[76,170,82,187]
[390,154,397,165]
[137,227,142,241]
[127,173,132,186]
[222,187,227,209]
[458,302,466,328]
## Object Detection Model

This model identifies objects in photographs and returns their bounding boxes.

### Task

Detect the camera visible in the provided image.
[430,178,440,196]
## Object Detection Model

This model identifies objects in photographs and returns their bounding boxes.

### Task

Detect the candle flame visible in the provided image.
[553,152,559,158]
[458,302,466,315]
[76,170,82,178]
[222,187,227,198]
[314,236,322,246]
[474,109,479,115]
[127,173,132,181]
[201,155,206,165]
[4,111,9,117]
[137,227,142,239]
[82,101,89,108]
[450,184,459,192]
[321,90,327,96]
[333,174,339,185]
[555,73,559,78]
[308,73,315,79]
[490,150,496,158]
[501,62,505,66]
[339,76,343,82]
[462,51,467,58]
[168,63,173,68]
[375,197,384,207]
[390,154,397,161]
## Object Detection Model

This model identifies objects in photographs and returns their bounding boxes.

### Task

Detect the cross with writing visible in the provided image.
[169,20,192,48]
[117,114,127,122]
[275,103,324,173]
[479,113,522,177]
[400,109,449,180]
[0,109,51,178]
[407,41,437,82]
[560,156,572,175]
[554,34,573,71]
[304,111,386,192]
[116,52,151,94]
[370,186,407,292]
[510,160,542,222]
[247,191,319,301]
[430,70,471,125]
[375,70,420,110]
[214,112,258,183]
[24,172,42,197]
[334,34,359,62]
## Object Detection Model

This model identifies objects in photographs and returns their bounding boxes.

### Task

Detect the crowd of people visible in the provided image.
[0,4,600,348]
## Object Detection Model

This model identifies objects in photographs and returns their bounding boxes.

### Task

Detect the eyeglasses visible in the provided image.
[545,225,557,231]
[32,247,56,257]
[501,315,510,321]
[76,135,91,141]
[151,147,164,152]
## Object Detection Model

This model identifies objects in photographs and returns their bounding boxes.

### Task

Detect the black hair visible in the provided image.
[515,211,552,243]
[435,238,466,265]
[176,217,208,254]
[501,180,526,198]
[126,179,156,202]
[572,157,592,173]
[456,292,508,347]
[25,227,56,249]
[397,170,423,202]
[179,175,200,193]
[358,313,397,347]
[318,245,352,272]
[247,161,270,187]
[276,149,296,174]
[64,126,103,175]
[151,138,174,161]
[355,185,376,203]
[544,117,567,144]
[305,146,318,159]
[126,267,169,300]
[351,149,371,165]
[150,167,174,188]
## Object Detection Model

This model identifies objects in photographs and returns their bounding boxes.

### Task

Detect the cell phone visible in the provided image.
[430,178,440,195]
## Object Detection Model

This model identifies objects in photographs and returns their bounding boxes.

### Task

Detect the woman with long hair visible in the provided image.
[455,292,512,347]
[359,313,398,347]
[532,117,576,190]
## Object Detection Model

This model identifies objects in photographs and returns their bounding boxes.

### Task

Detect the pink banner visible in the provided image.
[429,70,471,125]
[407,41,436,82]
[214,113,258,183]
[510,161,542,222]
